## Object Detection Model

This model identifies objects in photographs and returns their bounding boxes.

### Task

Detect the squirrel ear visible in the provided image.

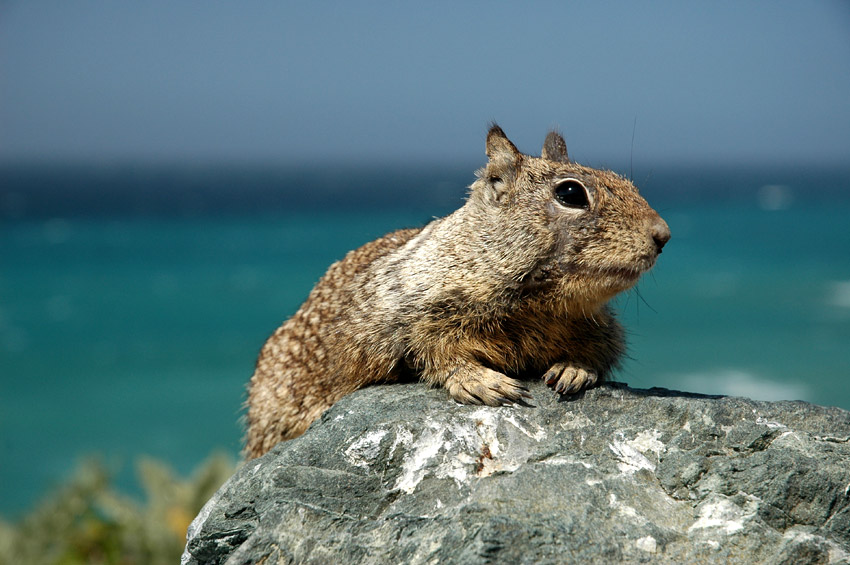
[485,124,520,162]
[542,131,569,163]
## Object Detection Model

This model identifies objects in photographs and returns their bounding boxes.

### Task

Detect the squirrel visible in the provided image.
[244,125,670,459]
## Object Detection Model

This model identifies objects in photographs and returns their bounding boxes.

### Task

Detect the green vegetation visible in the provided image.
[0,453,235,565]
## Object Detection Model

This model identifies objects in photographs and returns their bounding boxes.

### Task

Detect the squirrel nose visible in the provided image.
[650,217,671,254]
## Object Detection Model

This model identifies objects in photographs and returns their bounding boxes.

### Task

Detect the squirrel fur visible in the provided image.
[244,125,671,459]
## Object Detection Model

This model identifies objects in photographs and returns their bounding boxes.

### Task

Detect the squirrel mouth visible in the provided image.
[548,254,658,294]
[597,267,644,289]
[604,266,643,279]
[596,257,657,286]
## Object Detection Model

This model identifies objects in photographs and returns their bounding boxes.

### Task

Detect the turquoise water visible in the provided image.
[1,164,849,515]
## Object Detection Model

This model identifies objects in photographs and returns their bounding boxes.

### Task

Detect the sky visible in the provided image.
[1,1,849,166]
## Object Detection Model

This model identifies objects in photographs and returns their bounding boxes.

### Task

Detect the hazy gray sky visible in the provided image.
[1,1,849,165]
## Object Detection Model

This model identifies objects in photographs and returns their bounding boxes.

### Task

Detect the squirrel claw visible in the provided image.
[494,384,533,406]
[446,366,528,406]
[543,362,598,396]
[543,368,560,387]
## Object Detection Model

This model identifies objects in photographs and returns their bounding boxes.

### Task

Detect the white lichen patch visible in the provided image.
[690,499,743,535]
[630,430,665,458]
[394,425,446,494]
[343,429,389,468]
[502,413,547,440]
[388,426,414,458]
[474,454,522,478]
[609,441,655,474]
[459,408,528,478]
[393,412,505,493]
[434,452,477,485]
[559,411,595,430]
[607,493,643,521]
[635,536,657,553]
[609,430,665,475]
[468,408,503,454]
[755,415,787,429]
[688,494,759,536]
[392,409,547,493]
[539,456,593,469]
[829,544,850,564]
[608,434,655,475]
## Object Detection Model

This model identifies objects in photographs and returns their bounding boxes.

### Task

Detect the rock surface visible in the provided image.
[183,381,850,564]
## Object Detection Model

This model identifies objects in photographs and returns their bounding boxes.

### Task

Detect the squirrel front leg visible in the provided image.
[542,309,625,396]
[421,360,531,406]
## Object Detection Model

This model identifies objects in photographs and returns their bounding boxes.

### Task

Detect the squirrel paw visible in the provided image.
[445,366,531,406]
[543,362,598,395]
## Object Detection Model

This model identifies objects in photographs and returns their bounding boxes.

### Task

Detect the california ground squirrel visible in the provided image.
[245,125,670,458]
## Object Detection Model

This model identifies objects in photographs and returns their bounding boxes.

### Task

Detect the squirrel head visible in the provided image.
[467,124,671,312]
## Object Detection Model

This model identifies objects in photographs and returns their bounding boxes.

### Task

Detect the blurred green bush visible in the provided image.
[0,453,235,565]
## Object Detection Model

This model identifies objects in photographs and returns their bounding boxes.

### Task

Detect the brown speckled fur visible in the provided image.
[244,125,670,458]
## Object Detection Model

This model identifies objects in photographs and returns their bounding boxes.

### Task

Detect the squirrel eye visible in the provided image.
[554,179,589,209]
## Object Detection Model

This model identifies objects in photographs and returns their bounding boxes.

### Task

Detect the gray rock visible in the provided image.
[183,382,850,564]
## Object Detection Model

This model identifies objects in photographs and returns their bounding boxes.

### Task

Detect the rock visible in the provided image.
[182,382,850,564]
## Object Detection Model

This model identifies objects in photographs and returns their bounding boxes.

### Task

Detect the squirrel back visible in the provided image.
[245,125,670,458]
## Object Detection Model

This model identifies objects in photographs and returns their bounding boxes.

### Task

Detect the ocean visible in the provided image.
[2,162,849,516]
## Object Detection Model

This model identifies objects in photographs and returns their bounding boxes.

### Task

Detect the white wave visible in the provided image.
[674,369,810,402]
[827,280,850,309]
[757,184,793,211]
[695,271,740,298]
